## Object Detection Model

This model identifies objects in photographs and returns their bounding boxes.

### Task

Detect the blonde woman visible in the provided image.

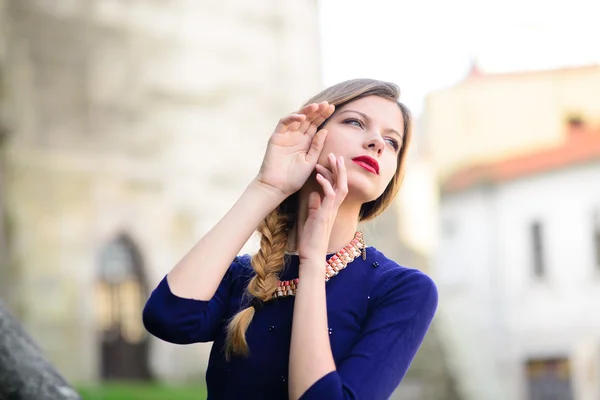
[143,79,438,399]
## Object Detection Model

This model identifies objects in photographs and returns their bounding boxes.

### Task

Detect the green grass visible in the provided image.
[76,383,207,400]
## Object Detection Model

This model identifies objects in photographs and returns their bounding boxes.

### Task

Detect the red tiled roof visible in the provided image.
[441,125,600,194]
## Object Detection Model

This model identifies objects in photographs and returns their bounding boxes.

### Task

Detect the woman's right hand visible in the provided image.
[255,101,335,198]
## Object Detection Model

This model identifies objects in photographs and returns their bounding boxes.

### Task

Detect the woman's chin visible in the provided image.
[346,180,382,205]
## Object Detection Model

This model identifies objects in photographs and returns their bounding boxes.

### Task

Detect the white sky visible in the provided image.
[318,0,600,115]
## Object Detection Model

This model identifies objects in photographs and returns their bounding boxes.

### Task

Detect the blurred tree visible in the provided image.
[0,301,82,400]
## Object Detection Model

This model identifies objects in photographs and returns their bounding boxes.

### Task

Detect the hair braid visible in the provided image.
[225,198,294,359]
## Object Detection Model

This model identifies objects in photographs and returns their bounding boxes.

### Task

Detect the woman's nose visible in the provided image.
[365,135,385,155]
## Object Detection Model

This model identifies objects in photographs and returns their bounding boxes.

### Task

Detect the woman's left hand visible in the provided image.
[297,153,348,268]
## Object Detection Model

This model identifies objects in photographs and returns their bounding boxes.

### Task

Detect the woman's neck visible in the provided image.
[287,184,362,254]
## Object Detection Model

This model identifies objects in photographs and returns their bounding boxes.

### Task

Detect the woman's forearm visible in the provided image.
[166,179,285,300]
[288,262,336,400]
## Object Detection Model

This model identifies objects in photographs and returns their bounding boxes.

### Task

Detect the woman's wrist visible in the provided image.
[246,178,288,208]
[298,259,326,282]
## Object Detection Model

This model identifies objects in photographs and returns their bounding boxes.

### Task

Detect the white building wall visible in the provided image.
[434,187,510,400]
[435,161,600,400]
[497,162,600,400]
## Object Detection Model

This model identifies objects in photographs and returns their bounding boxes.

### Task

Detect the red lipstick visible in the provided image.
[352,156,379,175]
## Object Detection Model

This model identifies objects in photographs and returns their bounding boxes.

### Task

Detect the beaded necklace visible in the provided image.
[274,231,366,298]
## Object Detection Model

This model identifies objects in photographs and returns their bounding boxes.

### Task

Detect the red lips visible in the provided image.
[351,156,379,175]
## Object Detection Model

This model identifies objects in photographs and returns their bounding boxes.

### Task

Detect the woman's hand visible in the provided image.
[255,102,335,198]
[297,153,348,266]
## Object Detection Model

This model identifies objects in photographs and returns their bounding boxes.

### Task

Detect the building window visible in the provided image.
[525,358,573,400]
[594,210,600,271]
[530,221,545,278]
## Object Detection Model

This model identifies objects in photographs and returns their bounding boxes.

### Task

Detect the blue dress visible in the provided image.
[143,246,438,399]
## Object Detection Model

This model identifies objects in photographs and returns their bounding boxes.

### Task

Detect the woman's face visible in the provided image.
[318,95,405,204]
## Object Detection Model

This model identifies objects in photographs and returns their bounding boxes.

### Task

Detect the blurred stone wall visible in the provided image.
[2,0,321,383]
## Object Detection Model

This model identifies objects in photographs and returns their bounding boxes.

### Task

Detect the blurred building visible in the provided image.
[431,87,600,398]
[0,0,321,383]
[424,65,600,181]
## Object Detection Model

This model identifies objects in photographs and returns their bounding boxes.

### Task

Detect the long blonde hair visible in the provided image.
[225,79,412,359]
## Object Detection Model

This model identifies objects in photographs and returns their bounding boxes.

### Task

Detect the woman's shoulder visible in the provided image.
[223,254,255,285]
[230,254,254,271]
[232,253,253,268]
[365,247,438,309]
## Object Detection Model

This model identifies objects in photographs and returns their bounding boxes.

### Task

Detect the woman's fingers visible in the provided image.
[311,104,335,131]
[315,173,336,200]
[315,164,334,185]
[299,102,330,135]
[297,103,321,133]
[335,156,348,205]
[273,102,333,136]
[306,129,328,164]
[305,103,334,137]
[273,102,333,145]
[307,190,322,213]
[312,154,349,220]
[322,154,348,208]
[316,158,338,211]
[274,113,306,133]
[328,153,338,185]
[329,154,341,192]
[299,103,319,116]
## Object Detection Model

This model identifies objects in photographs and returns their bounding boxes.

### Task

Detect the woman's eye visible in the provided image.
[386,138,400,151]
[344,118,363,128]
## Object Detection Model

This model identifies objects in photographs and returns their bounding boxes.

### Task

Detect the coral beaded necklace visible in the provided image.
[274,231,366,298]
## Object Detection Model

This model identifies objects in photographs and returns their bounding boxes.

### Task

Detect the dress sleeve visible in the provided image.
[142,256,250,344]
[299,269,438,400]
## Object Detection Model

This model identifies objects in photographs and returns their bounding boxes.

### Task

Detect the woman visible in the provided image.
[142,79,438,399]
